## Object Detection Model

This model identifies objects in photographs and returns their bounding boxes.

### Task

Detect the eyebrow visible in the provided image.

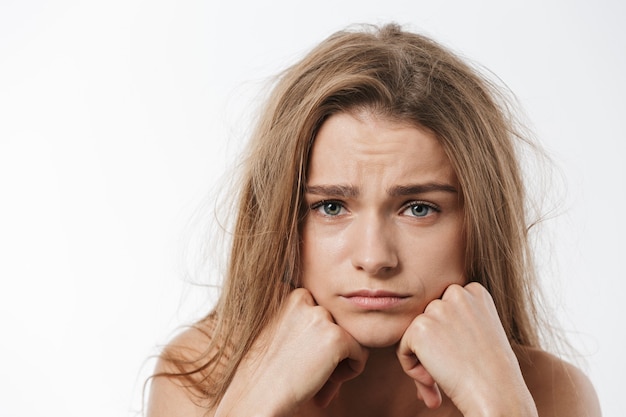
[305,184,359,198]
[387,183,458,196]
[304,183,458,198]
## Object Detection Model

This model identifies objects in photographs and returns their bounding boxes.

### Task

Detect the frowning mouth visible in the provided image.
[341,290,410,310]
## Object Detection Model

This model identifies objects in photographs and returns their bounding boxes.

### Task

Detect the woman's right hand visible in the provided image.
[214,288,369,417]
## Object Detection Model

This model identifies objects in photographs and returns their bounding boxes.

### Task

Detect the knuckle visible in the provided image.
[319,325,345,352]
[311,305,333,323]
[443,283,465,300]
[327,326,344,345]
[424,298,445,316]
[466,282,495,305]
[408,315,432,336]
[290,287,313,305]
[465,281,485,294]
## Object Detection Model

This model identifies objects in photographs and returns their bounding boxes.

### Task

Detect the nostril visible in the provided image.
[352,257,398,276]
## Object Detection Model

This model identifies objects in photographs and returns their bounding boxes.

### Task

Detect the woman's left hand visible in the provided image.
[396,282,538,417]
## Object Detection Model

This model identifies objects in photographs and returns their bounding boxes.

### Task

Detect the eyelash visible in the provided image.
[309,200,441,218]
[401,201,441,218]
[310,200,346,216]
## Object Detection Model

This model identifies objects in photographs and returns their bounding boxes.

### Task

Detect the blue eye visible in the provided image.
[403,202,439,218]
[313,201,345,216]
[411,204,430,217]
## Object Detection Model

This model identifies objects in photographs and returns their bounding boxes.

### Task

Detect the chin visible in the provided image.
[337,315,411,348]
[356,334,403,349]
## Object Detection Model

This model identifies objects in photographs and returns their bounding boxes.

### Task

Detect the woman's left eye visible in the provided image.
[402,202,439,218]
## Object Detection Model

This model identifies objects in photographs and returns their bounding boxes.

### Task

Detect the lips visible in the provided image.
[341,289,410,310]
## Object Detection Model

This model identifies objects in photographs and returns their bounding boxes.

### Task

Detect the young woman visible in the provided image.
[146,24,601,416]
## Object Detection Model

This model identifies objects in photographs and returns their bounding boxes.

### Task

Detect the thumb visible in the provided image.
[313,356,367,407]
[413,372,442,409]
[397,346,442,409]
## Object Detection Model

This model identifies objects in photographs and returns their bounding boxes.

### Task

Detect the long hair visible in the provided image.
[157,23,545,410]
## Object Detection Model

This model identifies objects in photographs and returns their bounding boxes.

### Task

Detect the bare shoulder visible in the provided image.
[145,317,218,417]
[517,346,601,417]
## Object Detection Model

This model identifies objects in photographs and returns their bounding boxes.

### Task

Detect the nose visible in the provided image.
[350,214,398,276]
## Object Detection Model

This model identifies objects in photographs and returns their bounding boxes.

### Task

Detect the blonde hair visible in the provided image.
[158,23,545,409]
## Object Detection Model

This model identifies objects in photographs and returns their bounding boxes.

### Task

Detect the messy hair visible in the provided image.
[156,23,545,411]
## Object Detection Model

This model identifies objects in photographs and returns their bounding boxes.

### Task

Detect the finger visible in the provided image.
[328,358,362,383]
[415,380,442,409]
[463,281,486,296]
[397,329,441,408]
[338,332,369,379]
[314,350,368,408]
[398,346,441,408]
[313,352,367,408]
[313,379,340,408]
[314,381,337,408]
[440,283,465,301]
[464,282,496,309]
[401,361,436,387]
[397,331,422,374]
[291,287,316,306]
[313,331,368,407]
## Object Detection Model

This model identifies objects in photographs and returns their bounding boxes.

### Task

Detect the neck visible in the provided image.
[299,346,458,417]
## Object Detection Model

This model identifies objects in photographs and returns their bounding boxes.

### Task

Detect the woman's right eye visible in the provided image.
[312,201,345,216]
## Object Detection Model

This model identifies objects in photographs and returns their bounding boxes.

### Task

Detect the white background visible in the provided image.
[1,1,624,416]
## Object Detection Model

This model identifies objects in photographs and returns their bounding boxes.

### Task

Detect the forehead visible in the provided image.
[307,111,458,188]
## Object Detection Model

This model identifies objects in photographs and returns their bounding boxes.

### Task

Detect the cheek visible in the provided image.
[438,215,466,271]
[447,230,466,279]
[407,228,466,297]
[299,224,337,290]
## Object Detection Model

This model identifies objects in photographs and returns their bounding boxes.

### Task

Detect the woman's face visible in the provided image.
[301,111,466,348]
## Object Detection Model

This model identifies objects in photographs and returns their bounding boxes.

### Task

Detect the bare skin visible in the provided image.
[146,112,601,417]
[146,290,601,417]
